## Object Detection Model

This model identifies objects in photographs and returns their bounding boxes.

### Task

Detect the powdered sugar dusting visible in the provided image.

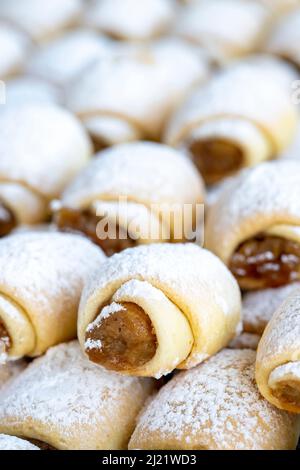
[207,161,300,262]
[84,0,175,40]
[130,349,297,450]
[0,0,83,42]
[243,283,300,335]
[0,231,105,317]
[0,103,92,199]
[0,341,154,449]
[257,291,300,362]
[80,243,241,368]
[0,434,39,450]
[0,361,26,391]
[62,142,204,210]
[86,302,125,333]
[0,23,29,78]
[85,338,102,351]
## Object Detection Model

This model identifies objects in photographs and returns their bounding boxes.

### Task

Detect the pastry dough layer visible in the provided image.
[67,39,207,143]
[256,291,300,413]
[175,0,269,64]
[165,63,297,183]
[0,341,155,450]
[57,142,204,250]
[78,243,241,377]
[0,232,106,358]
[206,161,300,267]
[129,349,300,450]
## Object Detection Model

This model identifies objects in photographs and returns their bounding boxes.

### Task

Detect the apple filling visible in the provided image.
[27,438,57,451]
[271,379,300,408]
[54,207,136,256]
[0,202,17,237]
[229,235,300,290]
[189,138,243,185]
[85,302,157,372]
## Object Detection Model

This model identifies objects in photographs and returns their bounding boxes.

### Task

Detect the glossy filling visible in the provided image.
[0,202,17,237]
[0,320,11,354]
[189,138,243,185]
[230,235,300,290]
[85,302,157,372]
[54,207,136,256]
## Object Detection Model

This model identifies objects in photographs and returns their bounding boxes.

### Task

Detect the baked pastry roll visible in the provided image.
[66,39,208,147]
[165,63,298,185]
[243,283,300,335]
[0,0,83,43]
[0,341,155,450]
[256,291,300,413]
[0,232,105,361]
[129,349,300,450]
[175,0,269,64]
[5,76,61,105]
[0,24,29,79]
[265,8,300,70]
[84,0,175,41]
[0,361,26,391]
[54,142,205,255]
[0,103,92,234]
[78,243,241,378]
[0,435,39,451]
[27,30,114,88]
[206,161,300,290]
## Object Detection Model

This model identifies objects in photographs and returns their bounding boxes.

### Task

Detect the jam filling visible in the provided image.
[230,235,300,290]
[85,302,157,372]
[189,138,243,185]
[54,207,136,256]
[0,320,11,354]
[0,202,17,237]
